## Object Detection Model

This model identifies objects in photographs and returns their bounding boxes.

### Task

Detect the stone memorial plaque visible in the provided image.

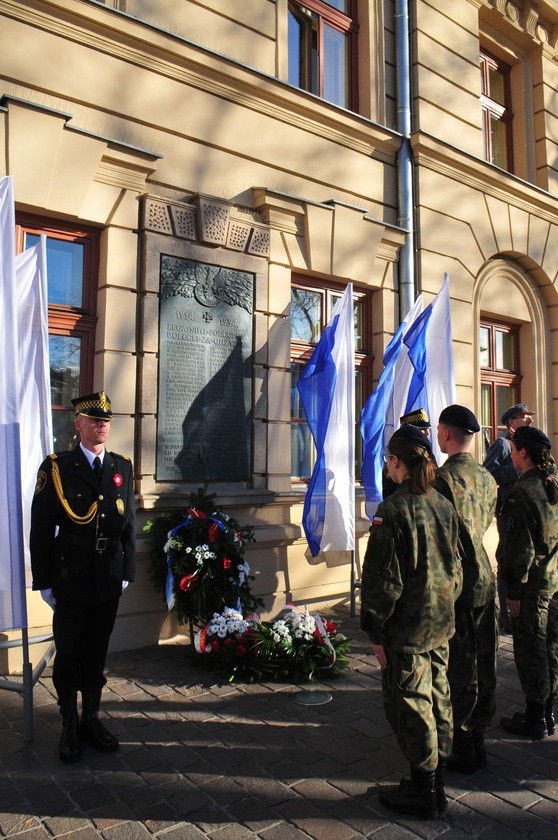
[157,255,253,481]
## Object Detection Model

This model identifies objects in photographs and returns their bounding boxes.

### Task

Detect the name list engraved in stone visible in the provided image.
[156,255,254,481]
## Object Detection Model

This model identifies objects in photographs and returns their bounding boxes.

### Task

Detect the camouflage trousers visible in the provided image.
[448,599,498,731]
[382,642,453,772]
[512,592,558,705]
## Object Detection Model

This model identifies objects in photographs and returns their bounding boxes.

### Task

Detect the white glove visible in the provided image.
[41,588,57,609]
[122,580,129,592]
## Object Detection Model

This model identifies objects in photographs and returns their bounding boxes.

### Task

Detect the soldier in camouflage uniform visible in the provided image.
[483,403,534,632]
[499,426,558,739]
[435,405,498,772]
[361,425,462,819]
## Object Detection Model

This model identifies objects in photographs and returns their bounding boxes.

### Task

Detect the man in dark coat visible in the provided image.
[30,391,136,763]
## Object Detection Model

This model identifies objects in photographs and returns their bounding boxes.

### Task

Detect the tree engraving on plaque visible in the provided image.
[157,256,254,481]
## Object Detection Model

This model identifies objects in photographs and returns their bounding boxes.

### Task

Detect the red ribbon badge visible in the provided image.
[113,474,123,487]
[179,573,199,592]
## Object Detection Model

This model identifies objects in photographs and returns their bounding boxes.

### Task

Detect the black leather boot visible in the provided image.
[380,765,437,819]
[58,694,81,763]
[79,690,119,752]
[446,728,477,773]
[434,760,447,813]
[501,701,547,740]
[472,725,487,768]
[545,695,556,736]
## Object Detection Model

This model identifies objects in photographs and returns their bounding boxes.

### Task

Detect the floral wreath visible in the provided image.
[144,486,262,628]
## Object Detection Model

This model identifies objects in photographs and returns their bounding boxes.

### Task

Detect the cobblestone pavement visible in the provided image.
[1,610,557,839]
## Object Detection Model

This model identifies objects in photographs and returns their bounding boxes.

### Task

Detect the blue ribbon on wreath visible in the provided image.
[164,512,228,612]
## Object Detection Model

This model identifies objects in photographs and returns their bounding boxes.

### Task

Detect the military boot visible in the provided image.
[79,690,119,752]
[380,765,437,820]
[58,693,81,763]
[434,760,447,813]
[472,725,487,768]
[501,701,547,740]
[545,694,556,736]
[446,728,477,773]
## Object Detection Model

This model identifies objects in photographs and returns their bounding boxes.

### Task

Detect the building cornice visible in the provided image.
[412,131,558,223]
[1,0,402,162]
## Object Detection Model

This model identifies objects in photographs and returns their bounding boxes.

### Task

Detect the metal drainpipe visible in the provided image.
[395,0,415,320]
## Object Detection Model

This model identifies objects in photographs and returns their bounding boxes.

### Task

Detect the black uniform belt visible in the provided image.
[57,533,119,552]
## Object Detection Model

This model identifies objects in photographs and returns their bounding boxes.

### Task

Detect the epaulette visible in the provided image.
[109,451,132,462]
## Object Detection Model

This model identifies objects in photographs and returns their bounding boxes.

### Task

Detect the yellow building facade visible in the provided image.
[2,0,558,653]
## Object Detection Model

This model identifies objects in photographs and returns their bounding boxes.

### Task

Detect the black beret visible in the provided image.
[501,403,533,425]
[400,407,430,428]
[390,424,432,454]
[513,425,551,450]
[439,404,480,434]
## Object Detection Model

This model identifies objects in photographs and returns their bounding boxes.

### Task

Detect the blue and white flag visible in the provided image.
[0,176,27,632]
[360,295,423,517]
[402,275,455,465]
[297,284,355,557]
[360,276,455,518]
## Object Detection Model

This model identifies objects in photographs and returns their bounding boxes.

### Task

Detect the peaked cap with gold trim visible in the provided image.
[71,391,113,419]
[399,407,430,429]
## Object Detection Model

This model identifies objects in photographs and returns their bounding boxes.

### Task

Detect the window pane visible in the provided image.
[495,330,515,370]
[480,382,491,427]
[332,291,363,349]
[355,368,362,477]
[489,113,508,169]
[26,233,84,308]
[323,23,348,107]
[479,326,490,367]
[488,64,506,106]
[291,363,314,478]
[324,0,349,12]
[497,384,518,431]
[291,289,322,342]
[288,9,302,87]
[49,335,81,407]
[53,410,78,452]
[288,6,318,95]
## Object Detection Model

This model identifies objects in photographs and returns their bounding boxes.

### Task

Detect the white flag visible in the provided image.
[0,176,26,631]
[15,236,52,575]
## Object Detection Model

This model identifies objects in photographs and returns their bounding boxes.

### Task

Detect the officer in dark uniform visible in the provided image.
[30,392,136,763]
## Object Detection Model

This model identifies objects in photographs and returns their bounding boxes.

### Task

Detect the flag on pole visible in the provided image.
[0,175,27,632]
[360,275,455,518]
[402,274,455,465]
[360,295,423,516]
[15,236,52,575]
[297,284,355,556]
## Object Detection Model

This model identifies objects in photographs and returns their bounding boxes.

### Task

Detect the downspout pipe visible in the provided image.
[395,0,415,320]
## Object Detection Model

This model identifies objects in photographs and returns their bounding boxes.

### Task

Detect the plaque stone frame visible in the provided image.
[138,194,270,496]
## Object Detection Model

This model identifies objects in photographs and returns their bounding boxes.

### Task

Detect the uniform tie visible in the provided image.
[93,456,102,483]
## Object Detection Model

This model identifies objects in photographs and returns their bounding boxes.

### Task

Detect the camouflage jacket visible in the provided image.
[435,453,497,607]
[501,467,558,600]
[360,481,462,653]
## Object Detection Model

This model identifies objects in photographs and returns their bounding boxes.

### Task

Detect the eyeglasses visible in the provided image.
[382,453,395,464]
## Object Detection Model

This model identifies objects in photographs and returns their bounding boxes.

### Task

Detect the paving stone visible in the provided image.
[2,612,558,839]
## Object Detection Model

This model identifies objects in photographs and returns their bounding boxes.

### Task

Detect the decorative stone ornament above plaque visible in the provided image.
[141,194,270,257]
